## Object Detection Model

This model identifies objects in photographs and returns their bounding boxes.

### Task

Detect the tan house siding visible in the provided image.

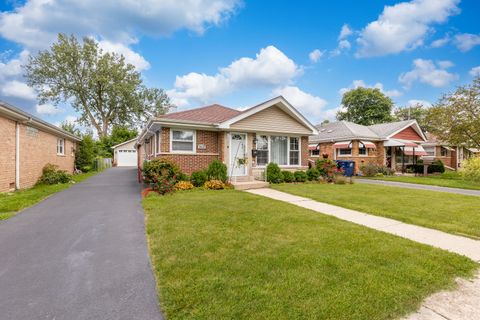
[19,124,76,188]
[230,106,312,134]
[0,114,76,191]
[0,117,16,192]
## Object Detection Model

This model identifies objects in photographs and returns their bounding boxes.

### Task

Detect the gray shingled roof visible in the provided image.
[309,119,421,143]
[368,120,416,137]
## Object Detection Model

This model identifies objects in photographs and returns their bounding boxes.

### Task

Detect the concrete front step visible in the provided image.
[233,181,270,190]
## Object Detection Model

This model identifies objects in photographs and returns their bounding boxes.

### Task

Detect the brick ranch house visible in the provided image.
[422,133,479,170]
[308,120,427,173]
[0,101,80,192]
[136,96,318,183]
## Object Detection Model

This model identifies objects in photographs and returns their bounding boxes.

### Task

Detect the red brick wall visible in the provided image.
[392,126,423,141]
[0,117,16,192]
[434,146,456,168]
[312,140,385,171]
[301,136,309,166]
[0,115,76,191]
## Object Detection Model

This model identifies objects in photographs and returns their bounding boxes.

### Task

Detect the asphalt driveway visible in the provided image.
[0,167,162,320]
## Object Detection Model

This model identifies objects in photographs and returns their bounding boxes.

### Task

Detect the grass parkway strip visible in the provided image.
[143,189,477,320]
[366,175,480,191]
[272,183,480,239]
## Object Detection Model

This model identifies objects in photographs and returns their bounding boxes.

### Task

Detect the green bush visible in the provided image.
[266,163,284,183]
[282,170,295,183]
[360,163,394,177]
[460,157,480,181]
[143,158,182,183]
[428,160,445,174]
[294,170,307,182]
[191,170,208,187]
[206,159,228,182]
[177,173,190,182]
[75,135,96,172]
[316,159,337,181]
[306,168,320,181]
[37,164,72,185]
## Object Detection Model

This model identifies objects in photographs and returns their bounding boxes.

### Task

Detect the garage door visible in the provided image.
[117,149,137,166]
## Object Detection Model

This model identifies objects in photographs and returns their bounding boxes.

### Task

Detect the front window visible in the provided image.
[424,146,435,156]
[155,130,160,154]
[311,149,320,156]
[256,135,269,166]
[289,137,299,165]
[358,147,367,156]
[337,148,351,156]
[270,136,288,165]
[171,129,195,152]
[440,147,448,157]
[57,138,65,155]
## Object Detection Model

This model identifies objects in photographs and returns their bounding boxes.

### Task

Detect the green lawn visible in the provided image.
[367,174,480,190]
[0,171,96,221]
[143,190,477,320]
[273,183,480,239]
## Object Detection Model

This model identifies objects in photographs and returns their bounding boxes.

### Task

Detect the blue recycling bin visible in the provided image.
[336,160,355,177]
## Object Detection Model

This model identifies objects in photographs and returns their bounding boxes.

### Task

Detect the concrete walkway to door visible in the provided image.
[246,188,480,261]
[0,167,163,320]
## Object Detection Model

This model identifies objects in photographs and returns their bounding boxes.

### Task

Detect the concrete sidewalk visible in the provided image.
[246,188,480,261]
[357,178,480,197]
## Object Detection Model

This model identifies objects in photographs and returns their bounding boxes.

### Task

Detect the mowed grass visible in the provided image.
[273,183,480,239]
[143,190,477,320]
[0,171,96,221]
[367,174,480,190]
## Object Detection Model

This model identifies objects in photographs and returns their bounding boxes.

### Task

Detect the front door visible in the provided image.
[230,133,247,176]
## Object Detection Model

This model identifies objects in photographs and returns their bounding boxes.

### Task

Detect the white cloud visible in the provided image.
[169,46,301,106]
[437,60,454,69]
[272,86,327,119]
[407,99,432,108]
[430,35,450,48]
[470,66,480,77]
[309,49,324,63]
[36,103,63,115]
[0,50,29,80]
[339,80,402,98]
[399,58,459,88]
[338,24,353,40]
[98,40,150,71]
[0,0,241,50]
[355,0,460,57]
[454,33,480,52]
[1,80,36,100]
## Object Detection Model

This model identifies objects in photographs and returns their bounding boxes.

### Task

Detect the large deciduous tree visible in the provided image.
[427,77,480,148]
[393,103,433,132]
[337,87,394,125]
[25,34,172,138]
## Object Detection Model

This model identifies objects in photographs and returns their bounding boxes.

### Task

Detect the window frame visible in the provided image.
[155,130,160,155]
[56,138,65,155]
[440,146,448,157]
[358,147,368,156]
[337,148,352,156]
[255,134,302,167]
[170,128,196,154]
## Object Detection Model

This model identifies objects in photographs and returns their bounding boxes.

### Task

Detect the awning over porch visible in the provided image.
[403,145,427,156]
[360,140,376,149]
[333,141,352,149]
[308,144,319,151]
[384,139,418,147]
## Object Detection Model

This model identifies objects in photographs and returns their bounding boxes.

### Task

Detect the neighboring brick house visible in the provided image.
[136,96,318,183]
[0,101,80,192]
[308,120,427,173]
[422,133,479,170]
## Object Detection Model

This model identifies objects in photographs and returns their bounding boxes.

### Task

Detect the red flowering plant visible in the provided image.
[316,159,338,182]
[142,159,183,195]
[151,173,177,195]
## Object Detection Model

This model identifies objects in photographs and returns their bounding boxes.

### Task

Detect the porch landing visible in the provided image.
[232,180,270,190]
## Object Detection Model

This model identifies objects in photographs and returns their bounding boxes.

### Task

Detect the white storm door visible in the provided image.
[230,133,247,176]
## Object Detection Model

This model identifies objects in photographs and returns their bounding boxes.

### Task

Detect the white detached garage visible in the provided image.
[112,138,137,167]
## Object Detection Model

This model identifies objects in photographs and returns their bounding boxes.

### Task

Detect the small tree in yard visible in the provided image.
[24,34,173,138]
[75,135,96,172]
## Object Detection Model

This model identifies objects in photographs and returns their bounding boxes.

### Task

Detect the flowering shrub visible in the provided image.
[143,158,182,183]
[151,174,176,195]
[461,157,480,181]
[204,180,225,190]
[316,159,337,182]
[175,181,194,190]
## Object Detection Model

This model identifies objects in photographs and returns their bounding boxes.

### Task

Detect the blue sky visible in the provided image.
[0,0,479,128]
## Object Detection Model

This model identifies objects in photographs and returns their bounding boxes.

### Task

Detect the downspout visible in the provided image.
[15,121,20,189]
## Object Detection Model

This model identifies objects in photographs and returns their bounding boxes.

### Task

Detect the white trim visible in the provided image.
[218,96,319,134]
[337,148,352,157]
[170,128,196,154]
[358,147,368,157]
[56,138,65,155]
[229,132,247,177]
[111,138,138,149]
[254,134,302,168]
[15,122,20,189]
